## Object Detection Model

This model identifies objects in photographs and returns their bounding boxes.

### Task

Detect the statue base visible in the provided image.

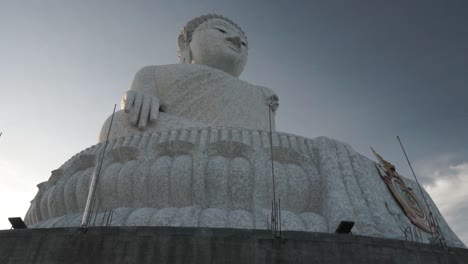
[24,127,466,248]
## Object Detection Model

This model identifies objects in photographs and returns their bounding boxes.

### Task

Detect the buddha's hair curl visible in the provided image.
[179,14,247,45]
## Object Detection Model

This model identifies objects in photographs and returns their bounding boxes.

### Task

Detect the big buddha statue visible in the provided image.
[24,14,465,248]
[99,14,277,142]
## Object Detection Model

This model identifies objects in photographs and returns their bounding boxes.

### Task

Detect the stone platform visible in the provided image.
[23,127,466,247]
[0,227,467,264]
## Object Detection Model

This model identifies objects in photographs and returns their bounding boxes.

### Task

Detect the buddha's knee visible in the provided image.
[98,110,136,142]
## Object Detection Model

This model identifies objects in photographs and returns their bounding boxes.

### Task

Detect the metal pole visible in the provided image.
[81,104,117,228]
[271,200,274,234]
[100,209,108,227]
[91,199,102,227]
[268,105,277,235]
[279,199,282,236]
[275,201,278,232]
[86,195,97,226]
[268,108,277,208]
[106,210,114,227]
[396,136,442,240]
[433,215,447,246]
[267,99,282,238]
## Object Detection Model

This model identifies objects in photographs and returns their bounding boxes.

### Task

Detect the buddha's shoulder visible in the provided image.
[134,64,276,96]
[252,84,276,97]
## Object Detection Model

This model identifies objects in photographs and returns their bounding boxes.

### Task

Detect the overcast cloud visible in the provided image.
[424,161,468,246]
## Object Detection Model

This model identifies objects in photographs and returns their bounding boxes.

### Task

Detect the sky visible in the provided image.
[0,0,467,245]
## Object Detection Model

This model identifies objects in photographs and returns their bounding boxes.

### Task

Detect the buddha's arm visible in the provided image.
[122,65,193,129]
[128,64,195,95]
[128,66,159,96]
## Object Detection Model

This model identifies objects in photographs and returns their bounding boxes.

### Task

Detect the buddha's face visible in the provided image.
[189,18,248,77]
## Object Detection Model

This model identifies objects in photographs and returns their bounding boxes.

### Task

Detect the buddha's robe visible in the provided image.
[99,64,277,142]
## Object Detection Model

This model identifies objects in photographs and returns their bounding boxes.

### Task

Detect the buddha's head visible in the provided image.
[178,14,248,77]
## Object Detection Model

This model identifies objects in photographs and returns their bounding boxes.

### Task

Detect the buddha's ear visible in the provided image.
[177,34,191,64]
[177,34,187,50]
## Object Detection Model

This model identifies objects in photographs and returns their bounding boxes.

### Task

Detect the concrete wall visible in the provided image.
[0,227,467,264]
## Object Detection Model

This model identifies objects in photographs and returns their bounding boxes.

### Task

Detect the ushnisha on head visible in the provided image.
[178,14,248,77]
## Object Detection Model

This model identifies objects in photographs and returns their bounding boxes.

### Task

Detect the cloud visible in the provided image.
[414,153,461,186]
[423,161,468,247]
[0,160,38,230]
[0,160,38,190]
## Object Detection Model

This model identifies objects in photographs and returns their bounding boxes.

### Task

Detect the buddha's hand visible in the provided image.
[121,90,160,129]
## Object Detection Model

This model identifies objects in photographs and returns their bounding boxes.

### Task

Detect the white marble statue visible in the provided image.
[24,14,465,248]
[99,14,278,142]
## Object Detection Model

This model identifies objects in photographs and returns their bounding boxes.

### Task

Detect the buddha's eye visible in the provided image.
[215,28,227,33]
[241,41,247,47]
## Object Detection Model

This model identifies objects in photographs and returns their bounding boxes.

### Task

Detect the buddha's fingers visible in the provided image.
[130,92,143,125]
[149,97,160,123]
[123,90,136,112]
[139,96,151,129]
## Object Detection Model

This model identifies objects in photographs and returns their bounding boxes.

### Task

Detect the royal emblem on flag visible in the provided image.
[371,148,435,234]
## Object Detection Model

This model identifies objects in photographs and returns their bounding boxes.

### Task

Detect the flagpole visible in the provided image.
[81,104,117,228]
[397,136,445,245]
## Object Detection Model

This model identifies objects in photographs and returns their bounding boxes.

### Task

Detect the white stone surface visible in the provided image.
[24,128,465,248]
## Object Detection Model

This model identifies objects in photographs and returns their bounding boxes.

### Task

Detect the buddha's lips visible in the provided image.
[226,41,241,52]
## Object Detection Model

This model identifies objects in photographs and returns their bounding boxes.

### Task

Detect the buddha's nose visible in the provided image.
[227,36,242,48]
